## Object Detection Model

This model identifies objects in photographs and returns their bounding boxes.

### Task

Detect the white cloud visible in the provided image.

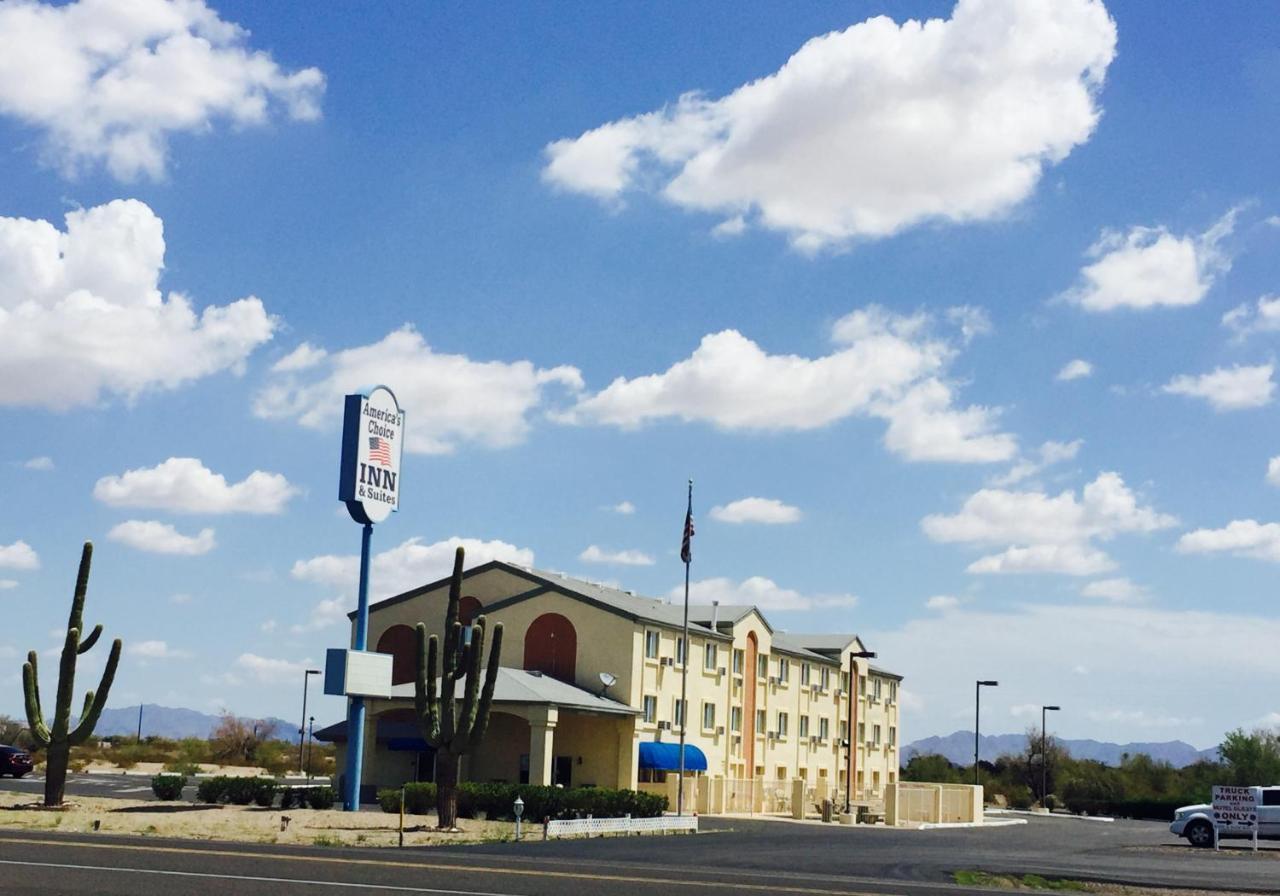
[107,519,215,555]
[1177,520,1280,563]
[292,535,536,602]
[1163,364,1275,411]
[1061,208,1239,311]
[232,653,311,686]
[678,576,857,611]
[94,457,297,514]
[1223,295,1280,340]
[290,597,347,634]
[1056,359,1093,382]
[710,497,802,525]
[254,326,582,455]
[923,471,1175,576]
[1080,577,1147,602]
[924,595,961,611]
[0,0,324,181]
[1086,708,1200,729]
[23,456,54,471]
[260,619,277,634]
[990,439,1082,488]
[169,593,192,605]
[0,580,17,590]
[608,501,636,515]
[1009,703,1040,718]
[579,545,655,566]
[272,343,328,373]
[544,0,1115,251]
[0,540,39,570]
[0,200,274,410]
[1268,457,1280,488]
[127,640,190,660]
[563,306,1014,464]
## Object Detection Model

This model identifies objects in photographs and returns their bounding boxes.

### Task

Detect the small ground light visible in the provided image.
[513,795,524,841]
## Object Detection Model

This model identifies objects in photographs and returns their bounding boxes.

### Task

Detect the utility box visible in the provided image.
[324,648,394,698]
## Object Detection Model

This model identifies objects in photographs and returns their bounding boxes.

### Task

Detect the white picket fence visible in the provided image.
[544,814,699,839]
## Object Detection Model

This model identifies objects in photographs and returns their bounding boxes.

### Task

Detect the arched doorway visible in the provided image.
[375,624,416,685]
[744,632,758,776]
[523,613,577,684]
[458,596,482,626]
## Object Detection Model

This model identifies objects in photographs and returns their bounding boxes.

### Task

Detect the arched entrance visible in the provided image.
[744,632,758,775]
[458,596,482,626]
[523,613,577,684]
[375,624,416,685]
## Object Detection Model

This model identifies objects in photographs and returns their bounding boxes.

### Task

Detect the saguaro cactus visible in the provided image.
[414,546,503,829]
[23,542,123,807]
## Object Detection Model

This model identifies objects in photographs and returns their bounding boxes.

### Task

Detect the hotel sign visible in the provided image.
[339,386,405,525]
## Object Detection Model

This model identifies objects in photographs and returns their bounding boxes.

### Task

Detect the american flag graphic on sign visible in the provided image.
[368,436,392,466]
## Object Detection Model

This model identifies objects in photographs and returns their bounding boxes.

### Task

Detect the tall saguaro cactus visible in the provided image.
[414,546,503,829]
[23,542,123,807]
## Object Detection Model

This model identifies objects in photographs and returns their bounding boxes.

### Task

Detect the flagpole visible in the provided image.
[678,478,692,817]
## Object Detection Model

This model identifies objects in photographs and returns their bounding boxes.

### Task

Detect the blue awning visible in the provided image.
[638,742,707,772]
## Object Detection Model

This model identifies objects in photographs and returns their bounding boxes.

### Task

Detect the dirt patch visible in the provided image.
[0,791,514,847]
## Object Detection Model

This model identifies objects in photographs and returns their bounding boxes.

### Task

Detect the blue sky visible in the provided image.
[1,0,1278,748]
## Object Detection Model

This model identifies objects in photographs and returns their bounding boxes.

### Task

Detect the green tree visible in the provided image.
[901,753,963,784]
[1219,729,1280,786]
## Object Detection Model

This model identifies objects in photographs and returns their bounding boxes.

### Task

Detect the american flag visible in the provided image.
[368,436,392,466]
[680,506,695,564]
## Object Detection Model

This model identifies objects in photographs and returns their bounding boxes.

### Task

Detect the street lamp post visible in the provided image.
[844,650,876,814]
[307,716,316,778]
[1041,705,1060,807]
[974,680,998,787]
[299,669,320,774]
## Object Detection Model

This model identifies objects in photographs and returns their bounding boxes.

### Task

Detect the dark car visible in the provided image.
[0,744,33,778]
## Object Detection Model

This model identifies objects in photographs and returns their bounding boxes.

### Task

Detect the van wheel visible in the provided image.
[1185,820,1213,848]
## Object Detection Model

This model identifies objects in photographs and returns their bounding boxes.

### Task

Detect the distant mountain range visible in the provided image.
[95,705,302,743]
[904,730,1221,768]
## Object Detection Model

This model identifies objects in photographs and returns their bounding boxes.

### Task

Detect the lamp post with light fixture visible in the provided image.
[299,668,320,773]
[974,680,998,787]
[1041,705,1060,806]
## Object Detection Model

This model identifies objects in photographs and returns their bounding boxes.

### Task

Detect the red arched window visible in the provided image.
[523,613,577,684]
[458,596,482,627]
[375,624,417,685]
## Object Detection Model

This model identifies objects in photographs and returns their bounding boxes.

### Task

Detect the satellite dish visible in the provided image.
[598,671,617,696]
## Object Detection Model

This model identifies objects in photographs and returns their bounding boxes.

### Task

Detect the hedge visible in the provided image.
[1063,797,1188,820]
[194,776,278,807]
[150,773,186,801]
[377,782,666,821]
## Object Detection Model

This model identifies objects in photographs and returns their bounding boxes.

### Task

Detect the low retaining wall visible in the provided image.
[544,814,698,839]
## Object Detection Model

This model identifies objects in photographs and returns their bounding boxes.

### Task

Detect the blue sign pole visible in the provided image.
[342,521,373,811]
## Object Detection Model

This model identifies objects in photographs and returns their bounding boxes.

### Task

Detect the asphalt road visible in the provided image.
[0,810,1276,896]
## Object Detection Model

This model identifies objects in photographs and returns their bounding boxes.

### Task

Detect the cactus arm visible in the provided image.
[66,543,92,636]
[22,654,50,747]
[456,621,484,744]
[69,638,121,745]
[466,623,503,751]
[50,627,81,741]
[77,624,103,654]
[414,624,441,746]
[441,547,463,677]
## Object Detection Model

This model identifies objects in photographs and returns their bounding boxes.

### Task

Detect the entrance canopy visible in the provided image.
[638,742,707,772]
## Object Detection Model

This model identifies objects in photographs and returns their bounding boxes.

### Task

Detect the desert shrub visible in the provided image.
[164,760,203,776]
[224,777,261,805]
[1006,785,1034,810]
[253,778,278,808]
[387,783,667,821]
[306,786,336,810]
[279,787,303,810]
[378,783,437,815]
[151,774,186,801]
[196,776,229,804]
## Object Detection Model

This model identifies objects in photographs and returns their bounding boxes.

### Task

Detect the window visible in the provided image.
[889,726,897,747]
[756,709,766,735]
[704,642,717,671]
[801,663,811,686]
[889,681,898,703]
[674,698,688,727]
[777,657,790,683]
[820,667,830,689]
[819,717,829,740]
[872,677,883,701]
[841,671,850,692]
[799,716,810,738]
[859,676,867,696]
[644,630,659,659]
[642,695,657,723]
[889,771,897,784]
[730,706,742,732]
[777,712,788,738]
[732,649,744,675]
[676,636,686,667]
[873,724,882,746]
[858,722,866,743]
[757,654,768,679]
[702,702,716,729]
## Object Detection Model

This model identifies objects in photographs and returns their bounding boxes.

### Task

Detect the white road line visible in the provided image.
[0,858,522,896]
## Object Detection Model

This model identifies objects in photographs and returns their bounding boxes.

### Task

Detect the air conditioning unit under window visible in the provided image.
[717,667,727,676]
[715,726,725,735]
[660,657,674,667]
[658,721,673,730]
[768,676,780,686]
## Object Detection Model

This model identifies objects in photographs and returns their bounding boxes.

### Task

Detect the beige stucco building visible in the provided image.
[319,561,902,808]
